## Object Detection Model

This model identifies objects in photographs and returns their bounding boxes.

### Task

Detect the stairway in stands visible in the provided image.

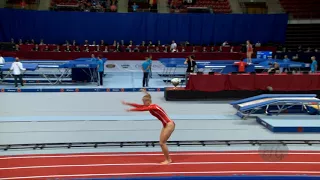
[285,24,320,50]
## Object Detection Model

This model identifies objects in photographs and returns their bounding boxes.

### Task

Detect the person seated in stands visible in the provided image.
[202,47,207,52]
[15,44,20,51]
[315,48,319,53]
[115,42,121,52]
[171,44,178,52]
[297,45,303,52]
[29,39,35,45]
[181,47,186,52]
[282,47,287,53]
[192,46,197,52]
[141,41,146,47]
[112,40,117,46]
[148,41,153,47]
[222,41,229,46]
[133,45,139,52]
[94,46,100,52]
[43,46,50,51]
[129,40,133,46]
[121,40,125,46]
[18,39,23,45]
[72,40,77,46]
[65,46,72,52]
[230,46,234,53]
[268,62,280,73]
[170,40,177,52]
[83,46,90,52]
[39,39,45,45]
[63,40,70,46]
[234,58,247,73]
[157,40,161,47]
[54,45,61,52]
[292,54,299,61]
[100,40,105,46]
[210,47,215,52]
[90,41,97,46]
[155,47,160,52]
[74,46,81,52]
[305,47,312,53]
[145,46,150,53]
[0,54,5,79]
[255,41,261,47]
[163,46,168,53]
[126,45,132,52]
[84,40,89,46]
[32,44,40,51]
[103,46,109,52]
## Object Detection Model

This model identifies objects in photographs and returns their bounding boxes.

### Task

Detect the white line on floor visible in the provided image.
[1,151,320,160]
[0,161,319,170]
[2,171,320,180]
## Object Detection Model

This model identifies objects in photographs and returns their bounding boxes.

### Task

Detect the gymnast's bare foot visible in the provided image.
[160,159,172,165]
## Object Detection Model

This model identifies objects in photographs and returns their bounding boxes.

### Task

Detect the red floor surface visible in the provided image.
[1,151,320,179]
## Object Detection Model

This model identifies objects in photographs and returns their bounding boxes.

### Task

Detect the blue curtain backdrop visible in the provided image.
[0,9,288,45]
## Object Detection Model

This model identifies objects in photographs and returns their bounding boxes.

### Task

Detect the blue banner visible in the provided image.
[0,9,288,45]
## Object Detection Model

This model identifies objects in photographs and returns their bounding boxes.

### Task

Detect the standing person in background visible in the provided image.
[246,40,253,64]
[10,57,25,88]
[90,54,97,62]
[234,58,247,73]
[282,55,290,73]
[132,2,139,12]
[310,56,317,73]
[0,54,5,79]
[148,55,152,78]
[97,56,104,86]
[184,55,196,85]
[142,57,151,87]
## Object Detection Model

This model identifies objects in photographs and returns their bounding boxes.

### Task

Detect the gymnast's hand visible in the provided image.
[121,101,128,105]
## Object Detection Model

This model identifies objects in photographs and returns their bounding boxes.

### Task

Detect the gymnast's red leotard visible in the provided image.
[128,103,173,127]
[247,44,253,53]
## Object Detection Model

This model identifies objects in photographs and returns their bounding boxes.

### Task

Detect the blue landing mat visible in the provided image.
[0,115,239,122]
[256,115,320,133]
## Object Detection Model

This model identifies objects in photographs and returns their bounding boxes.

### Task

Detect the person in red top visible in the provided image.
[234,58,247,73]
[122,89,175,165]
[246,40,253,64]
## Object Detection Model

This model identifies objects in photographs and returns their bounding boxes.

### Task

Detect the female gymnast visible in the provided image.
[122,89,175,165]
[246,40,253,64]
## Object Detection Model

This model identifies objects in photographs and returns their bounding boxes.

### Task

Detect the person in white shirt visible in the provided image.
[170,40,177,52]
[10,57,26,87]
[0,54,5,79]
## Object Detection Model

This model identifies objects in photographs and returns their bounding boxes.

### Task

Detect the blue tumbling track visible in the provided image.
[256,116,320,133]
[231,94,320,133]
[159,58,308,74]
[1,58,107,71]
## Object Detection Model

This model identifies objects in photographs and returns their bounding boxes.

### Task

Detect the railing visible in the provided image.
[1,140,319,151]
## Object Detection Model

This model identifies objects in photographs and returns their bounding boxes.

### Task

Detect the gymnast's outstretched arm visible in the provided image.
[122,101,145,108]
